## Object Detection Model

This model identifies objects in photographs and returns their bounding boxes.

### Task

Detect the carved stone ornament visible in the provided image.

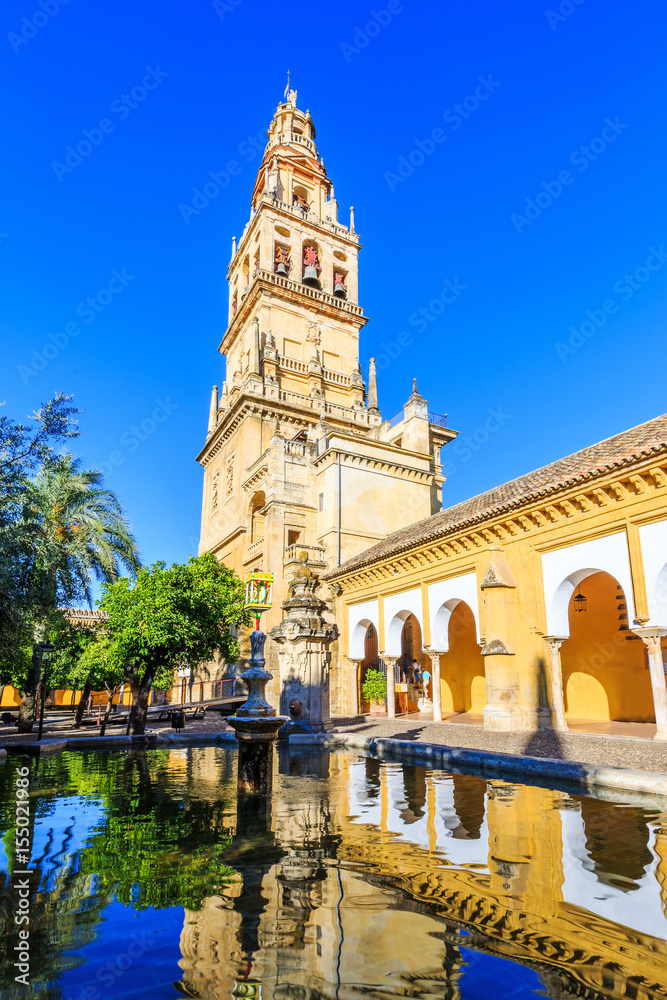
[306,321,321,345]
[480,637,514,656]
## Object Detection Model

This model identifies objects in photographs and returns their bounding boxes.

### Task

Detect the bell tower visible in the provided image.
[221,85,366,419]
[197,86,457,693]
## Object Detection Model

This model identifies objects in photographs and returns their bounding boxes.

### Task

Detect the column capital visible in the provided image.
[423,649,445,661]
[632,627,667,653]
[544,635,569,650]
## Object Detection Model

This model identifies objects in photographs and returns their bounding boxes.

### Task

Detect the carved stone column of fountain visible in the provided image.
[269,553,338,735]
[227,629,290,794]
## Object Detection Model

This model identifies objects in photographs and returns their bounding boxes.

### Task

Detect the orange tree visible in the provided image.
[100,553,252,734]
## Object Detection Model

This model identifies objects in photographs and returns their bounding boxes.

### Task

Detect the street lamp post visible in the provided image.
[37,641,55,741]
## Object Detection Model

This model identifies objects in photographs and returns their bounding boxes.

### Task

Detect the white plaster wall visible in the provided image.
[639,519,667,625]
[383,587,423,656]
[427,572,480,651]
[541,531,635,637]
[348,599,379,658]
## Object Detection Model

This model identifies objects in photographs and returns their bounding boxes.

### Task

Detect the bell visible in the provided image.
[333,281,346,298]
[275,262,288,277]
[303,265,320,286]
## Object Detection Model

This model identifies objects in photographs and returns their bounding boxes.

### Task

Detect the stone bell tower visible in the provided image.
[196,85,457,698]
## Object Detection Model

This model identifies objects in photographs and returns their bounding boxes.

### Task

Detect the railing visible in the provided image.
[277,353,352,387]
[388,408,448,429]
[258,198,358,243]
[284,543,326,563]
[243,448,270,483]
[269,131,317,156]
[284,440,308,457]
[278,354,309,375]
[276,388,370,425]
[247,538,263,558]
[254,268,364,316]
[324,369,352,387]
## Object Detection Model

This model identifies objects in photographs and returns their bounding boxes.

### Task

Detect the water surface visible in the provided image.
[1,745,666,999]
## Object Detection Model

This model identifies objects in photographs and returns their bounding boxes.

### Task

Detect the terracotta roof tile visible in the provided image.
[325,413,667,579]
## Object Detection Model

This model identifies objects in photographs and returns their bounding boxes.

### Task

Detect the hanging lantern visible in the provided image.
[245,570,274,629]
[574,587,587,613]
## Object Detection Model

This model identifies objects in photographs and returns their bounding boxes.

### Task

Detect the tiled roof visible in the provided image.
[324,413,667,579]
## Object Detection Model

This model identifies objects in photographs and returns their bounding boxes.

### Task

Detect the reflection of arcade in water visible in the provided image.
[175,748,667,1000]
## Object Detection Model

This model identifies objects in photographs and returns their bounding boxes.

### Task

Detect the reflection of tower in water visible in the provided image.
[176,754,667,1000]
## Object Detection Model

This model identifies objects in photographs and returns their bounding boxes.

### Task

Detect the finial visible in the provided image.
[231,235,237,259]
[367,357,379,416]
[207,385,219,435]
[349,206,355,233]
[412,377,418,395]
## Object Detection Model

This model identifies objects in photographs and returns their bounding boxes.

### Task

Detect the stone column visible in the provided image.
[269,555,338,734]
[543,637,569,732]
[386,659,396,719]
[348,658,361,715]
[632,627,667,741]
[424,650,443,722]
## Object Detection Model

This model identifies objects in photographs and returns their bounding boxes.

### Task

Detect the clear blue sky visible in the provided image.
[2,0,666,576]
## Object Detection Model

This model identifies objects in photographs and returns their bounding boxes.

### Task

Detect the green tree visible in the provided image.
[12,454,141,733]
[44,609,98,722]
[0,393,80,677]
[69,634,124,735]
[101,553,251,735]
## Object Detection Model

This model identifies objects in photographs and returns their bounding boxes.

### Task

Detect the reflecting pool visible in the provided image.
[1,745,666,999]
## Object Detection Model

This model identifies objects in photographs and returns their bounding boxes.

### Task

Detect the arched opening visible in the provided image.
[578,796,653,891]
[292,184,310,210]
[359,622,384,713]
[560,571,653,723]
[399,613,423,678]
[301,240,321,287]
[437,601,486,716]
[249,490,266,543]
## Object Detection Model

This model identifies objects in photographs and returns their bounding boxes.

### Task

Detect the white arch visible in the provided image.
[542,532,635,637]
[639,519,667,626]
[384,588,423,657]
[428,572,481,650]
[348,599,379,658]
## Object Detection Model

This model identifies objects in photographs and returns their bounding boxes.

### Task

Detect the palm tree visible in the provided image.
[16,455,141,732]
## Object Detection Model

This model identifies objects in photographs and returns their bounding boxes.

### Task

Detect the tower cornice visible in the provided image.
[219,268,367,356]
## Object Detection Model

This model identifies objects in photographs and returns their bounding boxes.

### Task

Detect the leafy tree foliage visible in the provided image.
[101,553,252,734]
[4,448,141,732]
[0,393,80,677]
[362,669,387,705]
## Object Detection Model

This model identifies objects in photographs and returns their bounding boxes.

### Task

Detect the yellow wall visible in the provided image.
[1,686,21,707]
[439,602,486,714]
[561,571,653,722]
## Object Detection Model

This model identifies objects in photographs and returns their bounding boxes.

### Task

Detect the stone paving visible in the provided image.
[0,709,233,747]
[1,708,666,775]
[332,714,667,774]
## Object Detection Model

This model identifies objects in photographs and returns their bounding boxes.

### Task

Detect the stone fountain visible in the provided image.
[227,629,289,793]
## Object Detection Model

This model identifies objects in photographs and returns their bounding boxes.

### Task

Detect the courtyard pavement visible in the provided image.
[1,707,665,774]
